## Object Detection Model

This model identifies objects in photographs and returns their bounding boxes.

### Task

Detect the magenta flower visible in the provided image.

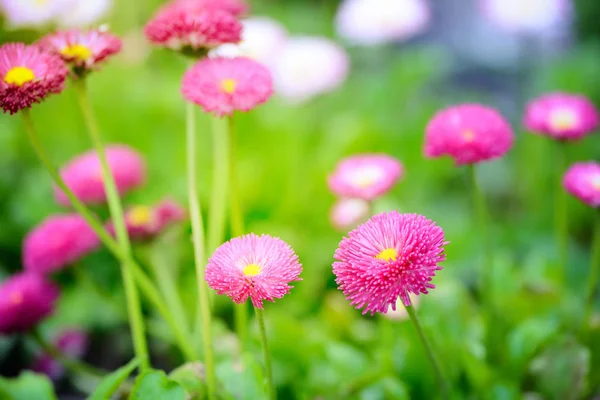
[0,43,68,114]
[524,93,599,141]
[563,162,600,208]
[23,214,100,274]
[0,273,60,335]
[31,328,88,380]
[107,199,187,240]
[424,104,514,165]
[328,154,403,201]
[333,212,446,315]
[330,198,371,230]
[182,57,273,117]
[174,0,248,16]
[54,144,146,206]
[144,0,242,53]
[39,29,122,74]
[205,234,302,308]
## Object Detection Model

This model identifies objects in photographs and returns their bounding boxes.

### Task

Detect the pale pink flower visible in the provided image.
[524,93,599,141]
[182,57,273,117]
[0,0,68,28]
[56,0,113,28]
[563,162,600,208]
[0,272,60,335]
[480,0,571,35]
[336,0,430,46]
[424,104,514,165]
[39,29,122,73]
[0,43,68,114]
[333,212,446,315]
[205,234,302,308]
[23,214,100,274]
[328,154,403,201]
[270,36,349,103]
[107,199,187,240]
[54,145,146,206]
[331,198,371,230]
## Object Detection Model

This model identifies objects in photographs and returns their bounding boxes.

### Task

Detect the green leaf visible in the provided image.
[169,362,206,399]
[129,370,185,400]
[0,371,57,400]
[89,358,139,400]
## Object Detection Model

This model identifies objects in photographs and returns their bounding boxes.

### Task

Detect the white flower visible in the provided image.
[56,0,112,27]
[330,198,371,231]
[480,0,571,35]
[0,0,67,28]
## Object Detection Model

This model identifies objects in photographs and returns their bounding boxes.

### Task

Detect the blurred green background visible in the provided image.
[1,0,600,399]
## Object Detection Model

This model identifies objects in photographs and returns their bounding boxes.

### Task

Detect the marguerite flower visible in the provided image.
[563,162,600,207]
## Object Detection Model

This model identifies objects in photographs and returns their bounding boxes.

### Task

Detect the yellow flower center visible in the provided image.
[243,263,261,276]
[220,78,237,94]
[376,248,397,262]
[9,291,23,305]
[128,206,153,227]
[61,44,92,61]
[4,66,35,86]
[549,109,577,132]
[462,129,476,142]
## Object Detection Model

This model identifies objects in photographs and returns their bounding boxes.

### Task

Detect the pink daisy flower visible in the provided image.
[173,0,248,16]
[0,272,60,335]
[0,43,68,114]
[144,0,242,54]
[23,214,100,274]
[328,154,403,201]
[182,57,273,117]
[424,104,514,165]
[563,162,600,208]
[39,29,122,74]
[524,93,599,141]
[31,328,88,380]
[107,199,187,240]
[205,233,302,308]
[54,144,146,206]
[331,198,371,230]
[333,212,446,315]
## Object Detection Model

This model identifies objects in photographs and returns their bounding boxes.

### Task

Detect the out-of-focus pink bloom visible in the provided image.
[270,36,349,103]
[424,104,514,165]
[205,233,302,308]
[0,0,68,28]
[144,0,242,54]
[0,273,60,335]
[328,154,403,201]
[524,93,599,141]
[173,0,248,16]
[331,198,371,230]
[31,329,88,380]
[563,162,600,208]
[56,0,113,28]
[480,0,571,35]
[23,214,100,274]
[336,0,430,46]
[182,57,273,117]
[54,145,146,206]
[384,295,420,321]
[107,199,187,240]
[39,29,122,73]
[211,17,288,68]
[0,43,68,115]
[333,212,446,315]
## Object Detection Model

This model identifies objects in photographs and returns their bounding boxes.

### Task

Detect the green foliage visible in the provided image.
[0,372,57,400]
[89,358,139,400]
[129,370,185,400]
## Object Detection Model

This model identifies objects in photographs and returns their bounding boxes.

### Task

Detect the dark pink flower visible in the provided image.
[31,329,88,380]
[173,0,248,16]
[107,199,187,240]
[0,273,60,335]
[424,104,514,165]
[333,212,446,315]
[54,145,146,206]
[23,214,100,274]
[563,162,600,207]
[182,57,273,116]
[524,93,599,140]
[39,29,122,74]
[205,234,302,308]
[0,43,68,114]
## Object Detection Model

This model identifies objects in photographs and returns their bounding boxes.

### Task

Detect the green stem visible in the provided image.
[31,329,105,378]
[186,102,216,398]
[255,307,276,400]
[228,116,248,353]
[469,165,492,297]
[555,143,569,281]
[21,110,194,362]
[73,79,149,370]
[585,210,600,324]
[207,116,230,254]
[405,305,449,400]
